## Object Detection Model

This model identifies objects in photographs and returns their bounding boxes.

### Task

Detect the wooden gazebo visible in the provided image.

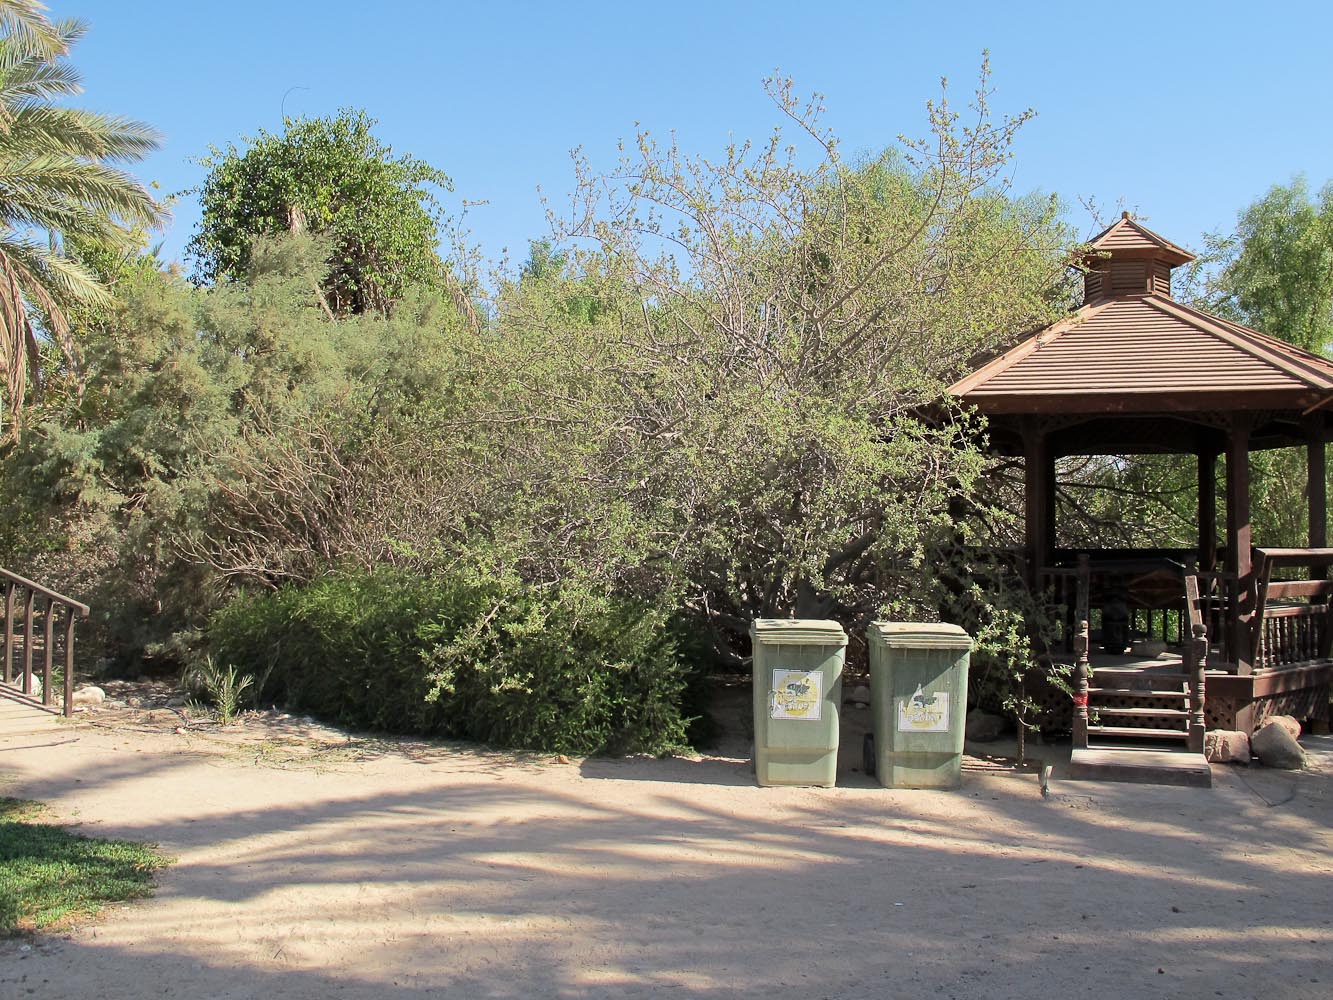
[949,213,1333,780]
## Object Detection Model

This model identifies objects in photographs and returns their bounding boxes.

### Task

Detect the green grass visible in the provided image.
[0,797,170,935]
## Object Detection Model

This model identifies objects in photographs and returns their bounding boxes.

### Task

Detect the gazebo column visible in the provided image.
[1226,416,1253,674]
[1022,418,1052,586]
[1197,450,1218,571]
[1306,415,1328,555]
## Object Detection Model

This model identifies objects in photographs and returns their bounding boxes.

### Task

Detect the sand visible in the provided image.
[0,698,1330,1000]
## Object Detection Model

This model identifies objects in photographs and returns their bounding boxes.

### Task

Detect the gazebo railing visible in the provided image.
[2,568,90,717]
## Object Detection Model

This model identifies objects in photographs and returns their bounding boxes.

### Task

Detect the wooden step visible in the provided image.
[1086,726,1189,739]
[1068,747,1212,788]
[1091,706,1190,718]
[1092,669,1189,681]
[1088,687,1188,699]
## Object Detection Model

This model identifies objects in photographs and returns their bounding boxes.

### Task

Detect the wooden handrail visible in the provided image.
[1,569,89,717]
[0,568,89,617]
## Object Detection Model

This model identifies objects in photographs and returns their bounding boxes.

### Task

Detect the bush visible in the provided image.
[207,568,691,755]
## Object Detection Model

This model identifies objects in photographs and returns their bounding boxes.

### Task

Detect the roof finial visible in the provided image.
[1121,210,1131,220]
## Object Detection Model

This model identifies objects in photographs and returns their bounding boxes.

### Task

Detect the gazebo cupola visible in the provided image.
[1081,211,1196,304]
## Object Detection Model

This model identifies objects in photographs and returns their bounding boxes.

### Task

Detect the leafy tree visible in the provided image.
[0,4,161,435]
[1198,177,1333,355]
[187,109,452,316]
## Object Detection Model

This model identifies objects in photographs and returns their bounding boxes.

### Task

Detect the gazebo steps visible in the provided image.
[1086,726,1188,739]
[1087,686,1189,699]
[1068,747,1212,788]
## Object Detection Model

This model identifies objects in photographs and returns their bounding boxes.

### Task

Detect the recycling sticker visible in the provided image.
[770,669,822,721]
[897,684,950,733]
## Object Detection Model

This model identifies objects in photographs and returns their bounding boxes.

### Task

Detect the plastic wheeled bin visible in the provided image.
[864,622,971,789]
[750,618,846,787]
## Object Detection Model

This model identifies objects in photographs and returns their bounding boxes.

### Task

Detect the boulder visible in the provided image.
[1262,715,1302,740]
[965,708,1006,743]
[71,685,105,707]
[1250,720,1306,770]
[1204,729,1251,765]
[847,684,871,706]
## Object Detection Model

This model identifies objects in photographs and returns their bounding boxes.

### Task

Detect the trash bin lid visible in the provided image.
[867,621,971,649]
[750,618,847,645]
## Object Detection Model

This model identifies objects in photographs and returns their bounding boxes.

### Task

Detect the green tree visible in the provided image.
[187,109,452,315]
[1196,177,1333,355]
[0,4,161,434]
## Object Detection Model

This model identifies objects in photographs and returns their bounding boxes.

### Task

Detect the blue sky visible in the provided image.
[66,1,1333,272]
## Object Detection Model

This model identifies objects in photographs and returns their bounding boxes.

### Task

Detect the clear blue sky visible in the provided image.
[65,0,1333,271]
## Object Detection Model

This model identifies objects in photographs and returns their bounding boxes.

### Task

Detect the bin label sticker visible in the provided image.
[770,669,822,721]
[897,685,950,733]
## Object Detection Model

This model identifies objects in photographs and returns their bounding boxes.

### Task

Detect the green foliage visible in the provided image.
[207,568,691,755]
[1190,177,1333,356]
[187,109,452,315]
[0,797,169,935]
[187,656,254,724]
[0,237,465,664]
[0,7,162,434]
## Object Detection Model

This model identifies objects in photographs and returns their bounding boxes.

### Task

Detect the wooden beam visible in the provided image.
[1226,417,1253,673]
[1198,450,1217,571]
[1023,420,1051,584]
[1307,415,1328,557]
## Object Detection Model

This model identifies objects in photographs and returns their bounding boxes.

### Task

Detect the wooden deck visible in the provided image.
[0,684,61,737]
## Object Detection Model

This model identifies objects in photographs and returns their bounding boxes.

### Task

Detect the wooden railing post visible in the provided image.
[63,610,76,718]
[41,598,54,708]
[21,588,34,696]
[3,581,12,684]
[1188,622,1207,753]
[1073,619,1090,749]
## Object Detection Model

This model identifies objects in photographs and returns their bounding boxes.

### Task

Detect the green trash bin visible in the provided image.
[751,618,846,787]
[865,622,971,789]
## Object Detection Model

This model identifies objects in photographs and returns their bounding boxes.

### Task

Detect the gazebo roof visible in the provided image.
[949,213,1333,427]
[1084,213,1195,266]
[950,293,1333,415]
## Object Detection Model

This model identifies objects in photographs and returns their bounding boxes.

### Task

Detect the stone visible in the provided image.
[71,685,105,707]
[848,684,871,706]
[1250,720,1306,770]
[1132,639,1167,658]
[165,695,189,708]
[1204,729,1251,765]
[1263,715,1302,740]
[965,708,1006,743]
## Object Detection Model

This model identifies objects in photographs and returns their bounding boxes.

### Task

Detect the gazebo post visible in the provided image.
[1226,416,1253,675]
[1306,415,1328,555]
[1197,449,1218,571]
[1022,418,1051,587]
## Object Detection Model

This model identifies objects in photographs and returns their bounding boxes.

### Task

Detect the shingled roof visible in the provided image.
[948,214,1333,417]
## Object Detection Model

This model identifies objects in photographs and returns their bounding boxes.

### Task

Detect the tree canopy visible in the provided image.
[186,109,452,316]
[0,1,161,435]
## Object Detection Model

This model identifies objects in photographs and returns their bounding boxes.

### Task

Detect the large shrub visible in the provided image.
[207,568,691,755]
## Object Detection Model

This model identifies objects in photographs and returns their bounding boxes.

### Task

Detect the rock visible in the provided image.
[165,695,189,708]
[25,676,42,700]
[847,685,871,705]
[1251,720,1306,770]
[965,708,1006,743]
[1204,729,1251,765]
[1263,715,1302,740]
[71,685,105,707]
[1132,639,1167,658]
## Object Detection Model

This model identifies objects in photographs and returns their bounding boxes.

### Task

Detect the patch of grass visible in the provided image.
[0,798,170,935]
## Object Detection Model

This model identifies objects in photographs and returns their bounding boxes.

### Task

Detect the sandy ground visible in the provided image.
[0,693,1330,1000]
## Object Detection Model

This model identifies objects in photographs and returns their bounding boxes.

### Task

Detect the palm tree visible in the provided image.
[0,1,162,434]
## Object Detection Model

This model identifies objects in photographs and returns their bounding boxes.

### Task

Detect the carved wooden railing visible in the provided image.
[2,569,90,717]
[1250,548,1333,672]
[1193,569,1238,667]
[1183,575,1208,753]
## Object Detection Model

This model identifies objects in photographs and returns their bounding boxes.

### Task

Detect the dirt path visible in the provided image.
[1,706,1329,999]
